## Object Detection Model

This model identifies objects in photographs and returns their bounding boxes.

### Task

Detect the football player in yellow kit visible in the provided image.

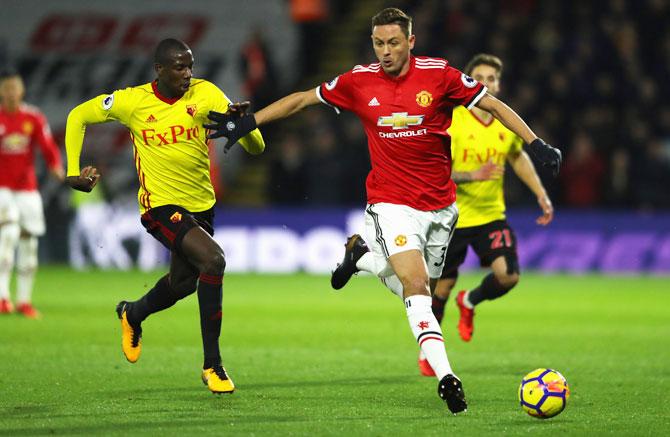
[65,38,265,393]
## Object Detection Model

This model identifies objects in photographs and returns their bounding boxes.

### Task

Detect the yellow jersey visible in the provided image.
[66,79,264,213]
[449,105,523,228]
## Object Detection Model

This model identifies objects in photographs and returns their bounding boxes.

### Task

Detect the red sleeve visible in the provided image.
[442,66,488,109]
[316,69,356,113]
[32,112,62,170]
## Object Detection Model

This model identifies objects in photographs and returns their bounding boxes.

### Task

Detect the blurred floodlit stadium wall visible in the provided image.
[1,0,299,119]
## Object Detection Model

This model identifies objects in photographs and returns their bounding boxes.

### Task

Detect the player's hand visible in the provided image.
[536,195,554,225]
[227,101,251,116]
[66,166,100,193]
[204,110,257,153]
[528,139,562,177]
[471,161,504,181]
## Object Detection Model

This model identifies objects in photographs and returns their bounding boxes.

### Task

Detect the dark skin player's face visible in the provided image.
[155,49,194,98]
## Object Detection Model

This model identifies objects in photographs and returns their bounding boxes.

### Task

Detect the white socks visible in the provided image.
[405,294,454,379]
[16,236,38,303]
[0,223,20,300]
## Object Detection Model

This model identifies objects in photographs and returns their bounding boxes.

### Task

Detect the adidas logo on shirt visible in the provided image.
[368,97,380,106]
[145,114,158,123]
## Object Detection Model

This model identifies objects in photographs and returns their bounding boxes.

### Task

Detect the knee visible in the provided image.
[0,223,21,256]
[16,236,38,272]
[201,249,226,275]
[495,272,519,290]
[401,276,430,297]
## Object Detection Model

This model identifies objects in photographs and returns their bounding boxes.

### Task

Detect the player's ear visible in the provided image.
[408,34,416,50]
[154,63,163,76]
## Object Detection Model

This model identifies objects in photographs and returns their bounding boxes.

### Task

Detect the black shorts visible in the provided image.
[441,219,519,279]
[140,205,214,254]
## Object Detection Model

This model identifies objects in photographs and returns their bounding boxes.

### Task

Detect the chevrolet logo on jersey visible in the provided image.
[377,112,425,130]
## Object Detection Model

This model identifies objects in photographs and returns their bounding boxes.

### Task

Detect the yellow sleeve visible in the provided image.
[65,89,135,176]
[208,82,265,155]
[239,128,265,155]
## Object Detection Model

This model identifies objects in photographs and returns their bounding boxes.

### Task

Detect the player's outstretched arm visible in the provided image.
[476,94,562,176]
[508,151,553,225]
[205,90,320,148]
[254,90,321,126]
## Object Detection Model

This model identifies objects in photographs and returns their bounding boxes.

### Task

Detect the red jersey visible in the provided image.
[317,55,487,211]
[0,103,62,191]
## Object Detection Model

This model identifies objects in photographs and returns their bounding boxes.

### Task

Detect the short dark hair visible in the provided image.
[154,38,191,65]
[464,53,504,77]
[371,8,412,37]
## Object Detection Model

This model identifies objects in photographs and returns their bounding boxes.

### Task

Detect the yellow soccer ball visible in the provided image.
[518,368,570,419]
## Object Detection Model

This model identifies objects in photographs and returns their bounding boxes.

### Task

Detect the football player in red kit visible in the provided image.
[204,8,561,414]
[0,71,64,318]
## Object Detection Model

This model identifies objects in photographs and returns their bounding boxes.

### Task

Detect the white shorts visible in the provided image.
[364,202,459,278]
[0,188,46,236]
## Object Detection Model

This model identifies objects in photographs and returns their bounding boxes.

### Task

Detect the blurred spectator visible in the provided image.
[298,108,342,205]
[239,30,279,110]
[289,0,330,76]
[337,112,370,206]
[561,132,606,207]
[267,133,308,205]
[604,148,632,207]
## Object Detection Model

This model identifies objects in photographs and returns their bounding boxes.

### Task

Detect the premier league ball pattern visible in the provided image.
[518,368,570,419]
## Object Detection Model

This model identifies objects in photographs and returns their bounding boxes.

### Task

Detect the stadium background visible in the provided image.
[2,0,669,273]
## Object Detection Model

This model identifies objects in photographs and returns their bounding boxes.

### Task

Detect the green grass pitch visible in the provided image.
[1,267,668,435]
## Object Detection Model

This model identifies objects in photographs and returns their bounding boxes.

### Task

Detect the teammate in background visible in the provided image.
[417,54,554,376]
[205,8,561,413]
[0,71,64,318]
[64,39,265,394]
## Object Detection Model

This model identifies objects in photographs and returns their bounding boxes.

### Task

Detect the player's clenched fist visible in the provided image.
[528,139,562,177]
[66,165,100,192]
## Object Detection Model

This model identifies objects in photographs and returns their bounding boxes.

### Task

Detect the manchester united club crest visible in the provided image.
[417,320,430,330]
[186,104,197,117]
[415,90,433,107]
[22,121,34,135]
[395,235,407,246]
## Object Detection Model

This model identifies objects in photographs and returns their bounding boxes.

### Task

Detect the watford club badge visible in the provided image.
[186,104,197,117]
[170,211,182,223]
[395,235,407,246]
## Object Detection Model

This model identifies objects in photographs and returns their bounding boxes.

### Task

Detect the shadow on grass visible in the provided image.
[1,374,461,434]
